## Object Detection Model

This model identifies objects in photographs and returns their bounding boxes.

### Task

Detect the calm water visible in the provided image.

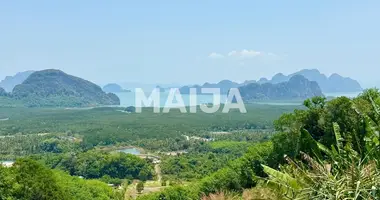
[115,91,363,107]
[117,148,141,155]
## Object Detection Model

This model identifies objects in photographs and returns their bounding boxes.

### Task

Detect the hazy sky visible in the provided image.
[1,1,379,87]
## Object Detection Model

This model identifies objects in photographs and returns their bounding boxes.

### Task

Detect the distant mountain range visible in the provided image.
[102,83,131,93]
[179,69,362,95]
[178,75,323,101]
[0,71,35,92]
[239,75,323,101]
[3,69,120,107]
[179,80,241,94]
[260,69,363,93]
[0,68,362,106]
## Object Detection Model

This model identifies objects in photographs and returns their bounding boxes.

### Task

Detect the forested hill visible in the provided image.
[0,87,7,96]
[238,75,323,101]
[11,69,120,107]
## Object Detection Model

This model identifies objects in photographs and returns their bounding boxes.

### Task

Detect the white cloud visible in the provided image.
[208,50,280,60]
[208,52,224,59]
[228,49,262,58]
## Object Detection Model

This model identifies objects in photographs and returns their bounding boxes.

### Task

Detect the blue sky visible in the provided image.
[1,1,379,87]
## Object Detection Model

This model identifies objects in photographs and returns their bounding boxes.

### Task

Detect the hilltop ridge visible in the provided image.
[263,69,362,92]
[10,69,120,107]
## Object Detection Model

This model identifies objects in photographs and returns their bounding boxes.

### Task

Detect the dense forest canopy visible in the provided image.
[0,159,122,200]
[0,104,299,149]
[30,151,153,180]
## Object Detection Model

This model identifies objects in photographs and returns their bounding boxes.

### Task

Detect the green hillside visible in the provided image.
[10,69,120,107]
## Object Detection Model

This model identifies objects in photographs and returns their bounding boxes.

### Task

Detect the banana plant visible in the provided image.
[261,122,380,199]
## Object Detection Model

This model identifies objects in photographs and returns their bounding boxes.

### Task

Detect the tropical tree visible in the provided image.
[137,182,145,194]
[12,159,66,200]
[262,93,380,200]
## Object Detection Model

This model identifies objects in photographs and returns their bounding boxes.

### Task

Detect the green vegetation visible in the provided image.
[0,101,297,199]
[137,89,380,200]
[0,159,121,200]
[161,152,232,181]
[0,104,298,151]
[160,140,264,181]
[0,133,81,160]
[2,69,120,107]
[6,88,380,199]
[30,151,153,181]
[258,90,380,199]
[136,182,145,194]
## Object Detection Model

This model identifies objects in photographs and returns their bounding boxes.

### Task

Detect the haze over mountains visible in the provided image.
[179,69,362,95]
[1,69,363,94]
[0,68,363,107]
[239,75,323,101]
[264,69,363,93]
[0,71,35,92]
[179,75,323,100]
[179,80,240,95]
